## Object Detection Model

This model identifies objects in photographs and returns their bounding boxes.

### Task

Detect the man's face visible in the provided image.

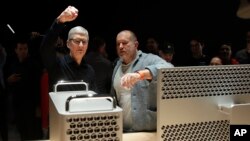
[246,39,250,54]
[55,37,64,48]
[219,45,232,59]
[246,31,250,53]
[116,31,138,64]
[67,33,88,61]
[146,38,158,53]
[161,53,173,63]
[15,43,28,61]
[190,40,202,55]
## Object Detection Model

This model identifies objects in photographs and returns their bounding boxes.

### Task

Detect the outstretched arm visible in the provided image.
[120,54,174,89]
[120,69,151,89]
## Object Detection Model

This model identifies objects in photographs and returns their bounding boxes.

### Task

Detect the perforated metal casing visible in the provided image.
[49,91,123,141]
[157,65,250,141]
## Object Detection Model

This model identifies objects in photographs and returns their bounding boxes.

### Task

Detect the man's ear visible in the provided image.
[159,50,163,56]
[135,41,139,49]
[66,40,70,49]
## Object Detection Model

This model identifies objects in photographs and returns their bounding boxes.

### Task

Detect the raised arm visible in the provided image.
[40,6,79,70]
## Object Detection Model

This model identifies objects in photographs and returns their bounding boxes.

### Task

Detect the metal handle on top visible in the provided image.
[54,81,88,92]
[65,95,116,112]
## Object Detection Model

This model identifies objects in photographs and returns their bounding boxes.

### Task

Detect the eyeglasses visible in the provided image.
[70,39,87,45]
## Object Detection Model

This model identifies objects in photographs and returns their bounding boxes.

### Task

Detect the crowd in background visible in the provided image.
[0,25,250,140]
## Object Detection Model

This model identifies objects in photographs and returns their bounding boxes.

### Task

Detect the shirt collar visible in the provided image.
[64,54,87,66]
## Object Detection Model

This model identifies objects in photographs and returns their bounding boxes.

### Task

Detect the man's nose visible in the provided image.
[78,41,84,47]
[118,43,124,49]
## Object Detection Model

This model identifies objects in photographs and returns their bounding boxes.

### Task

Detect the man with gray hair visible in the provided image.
[40,5,97,92]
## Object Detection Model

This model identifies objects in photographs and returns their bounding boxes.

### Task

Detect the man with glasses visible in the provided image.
[40,5,97,92]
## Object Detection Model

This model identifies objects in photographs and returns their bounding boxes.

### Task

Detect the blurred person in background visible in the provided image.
[218,43,239,65]
[184,37,210,66]
[0,43,8,141]
[235,31,250,64]
[145,37,160,55]
[85,36,113,94]
[209,56,222,66]
[5,35,42,141]
[159,41,175,65]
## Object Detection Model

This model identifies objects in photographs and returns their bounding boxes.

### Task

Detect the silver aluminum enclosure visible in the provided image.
[49,81,123,141]
[157,64,250,141]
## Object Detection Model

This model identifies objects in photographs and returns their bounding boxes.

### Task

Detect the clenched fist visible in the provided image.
[57,6,78,23]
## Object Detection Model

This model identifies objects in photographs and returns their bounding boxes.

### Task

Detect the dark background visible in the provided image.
[1,0,250,62]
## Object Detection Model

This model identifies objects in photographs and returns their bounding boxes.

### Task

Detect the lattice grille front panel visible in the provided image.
[157,65,250,141]
[160,120,229,141]
[49,92,123,141]
[65,114,121,141]
[160,65,250,99]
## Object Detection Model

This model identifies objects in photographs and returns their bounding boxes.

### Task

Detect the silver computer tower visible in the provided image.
[49,82,123,141]
[157,65,250,141]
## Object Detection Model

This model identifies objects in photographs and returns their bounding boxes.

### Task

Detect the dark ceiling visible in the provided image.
[1,0,244,34]
[1,0,250,58]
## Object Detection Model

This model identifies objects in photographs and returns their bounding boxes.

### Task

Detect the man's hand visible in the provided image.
[30,32,41,39]
[57,6,78,23]
[7,73,22,84]
[120,72,141,89]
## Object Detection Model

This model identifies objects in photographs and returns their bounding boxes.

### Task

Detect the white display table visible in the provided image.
[123,132,156,141]
[30,132,156,141]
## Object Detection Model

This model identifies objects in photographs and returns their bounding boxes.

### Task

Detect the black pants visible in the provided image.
[13,103,42,141]
[0,87,8,141]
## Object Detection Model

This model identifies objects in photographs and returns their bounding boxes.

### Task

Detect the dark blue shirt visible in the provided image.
[40,21,97,92]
